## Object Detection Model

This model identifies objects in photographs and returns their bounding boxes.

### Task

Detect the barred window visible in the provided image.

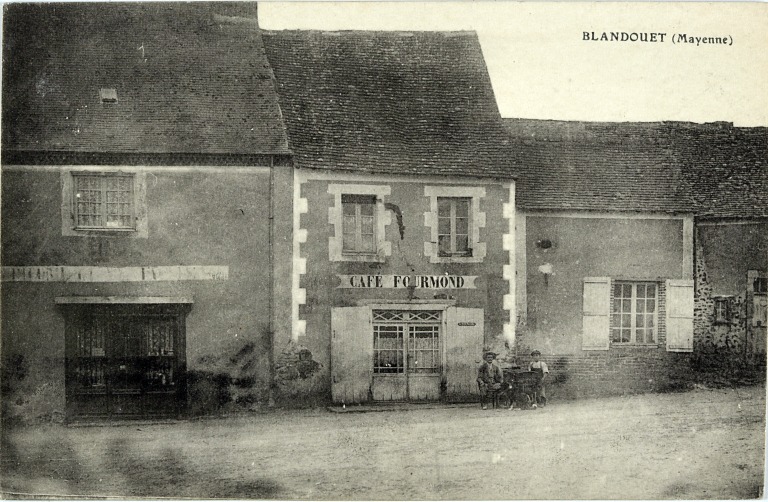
[73,173,135,230]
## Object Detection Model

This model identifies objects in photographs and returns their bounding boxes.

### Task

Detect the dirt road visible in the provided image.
[1,385,764,500]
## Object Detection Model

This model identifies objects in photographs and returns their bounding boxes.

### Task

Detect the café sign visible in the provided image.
[337,275,477,289]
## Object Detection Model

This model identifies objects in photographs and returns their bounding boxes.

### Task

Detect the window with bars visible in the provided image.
[72,313,179,391]
[437,197,471,257]
[73,173,135,230]
[342,194,376,254]
[611,282,657,344]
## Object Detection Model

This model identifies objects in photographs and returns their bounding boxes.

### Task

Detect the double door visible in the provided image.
[372,310,441,401]
[330,305,484,404]
[65,305,186,419]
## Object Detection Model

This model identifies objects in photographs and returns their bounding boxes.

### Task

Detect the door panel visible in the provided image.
[331,306,373,404]
[444,307,484,400]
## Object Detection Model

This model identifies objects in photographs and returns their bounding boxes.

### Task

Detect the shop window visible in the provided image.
[713,297,732,324]
[611,282,658,344]
[424,186,486,263]
[62,170,148,238]
[62,301,189,419]
[328,184,391,262]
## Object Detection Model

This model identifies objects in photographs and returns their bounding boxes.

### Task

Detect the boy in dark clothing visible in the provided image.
[477,350,505,410]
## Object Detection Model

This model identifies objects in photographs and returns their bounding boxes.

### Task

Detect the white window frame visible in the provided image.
[328,184,391,262]
[61,168,148,238]
[611,281,659,346]
[424,186,486,263]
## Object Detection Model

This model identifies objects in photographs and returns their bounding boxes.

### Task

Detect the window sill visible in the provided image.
[339,253,386,263]
[611,343,660,348]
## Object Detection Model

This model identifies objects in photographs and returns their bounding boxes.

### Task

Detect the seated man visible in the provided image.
[477,349,506,409]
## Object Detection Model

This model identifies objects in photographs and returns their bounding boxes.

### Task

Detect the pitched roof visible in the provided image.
[678,126,768,219]
[504,119,690,213]
[505,118,768,217]
[2,2,289,156]
[262,30,515,179]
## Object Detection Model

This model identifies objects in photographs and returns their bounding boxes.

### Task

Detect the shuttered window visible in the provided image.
[611,282,657,344]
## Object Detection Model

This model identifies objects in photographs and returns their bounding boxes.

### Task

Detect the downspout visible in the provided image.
[268,154,276,407]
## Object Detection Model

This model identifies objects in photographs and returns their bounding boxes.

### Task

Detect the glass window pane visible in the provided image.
[437,198,451,217]
[456,235,469,252]
[361,235,375,252]
[342,232,355,250]
[647,300,656,313]
[636,315,645,328]
[647,284,656,296]
[343,215,355,234]
[622,285,632,297]
[455,199,470,217]
[636,300,646,313]
[342,202,355,216]
[637,284,646,297]
[456,217,469,235]
[438,235,451,255]
[438,217,451,235]
[622,300,631,312]
[360,216,374,235]
[359,202,375,217]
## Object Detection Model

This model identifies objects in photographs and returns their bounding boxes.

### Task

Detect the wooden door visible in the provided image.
[331,306,373,404]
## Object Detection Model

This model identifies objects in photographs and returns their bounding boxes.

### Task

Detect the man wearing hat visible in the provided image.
[528,350,549,407]
[477,349,505,410]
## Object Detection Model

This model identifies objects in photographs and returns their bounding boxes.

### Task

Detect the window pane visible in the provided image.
[647,299,656,313]
[342,202,356,216]
[359,202,375,217]
[636,315,645,328]
[437,198,451,217]
[647,284,656,296]
[622,314,631,327]
[438,217,451,235]
[360,216,374,235]
[438,235,451,256]
[636,299,646,313]
[455,199,470,217]
[622,285,632,297]
[637,284,646,297]
[361,235,375,252]
[343,215,355,234]
[456,217,469,235]
[342,232,355,251]
[647,328,655,343]
[456,235,469,252]
[611,329,622,343]
[622,300,631,312]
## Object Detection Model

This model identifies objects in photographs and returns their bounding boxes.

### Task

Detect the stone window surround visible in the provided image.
[327,183,392,263]
[61,168,148,238]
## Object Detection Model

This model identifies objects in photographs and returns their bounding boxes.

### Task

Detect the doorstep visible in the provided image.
[326,402,478,413]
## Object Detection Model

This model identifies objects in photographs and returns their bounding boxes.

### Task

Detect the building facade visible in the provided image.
[262,30,517,404]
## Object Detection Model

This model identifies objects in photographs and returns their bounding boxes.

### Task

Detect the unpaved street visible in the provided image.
[2,385,765,500]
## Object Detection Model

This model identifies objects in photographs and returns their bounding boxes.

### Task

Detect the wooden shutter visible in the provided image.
[666,279,694,352]
[444,307,484,400]
[331,306,373,404]
[582,277,611,350]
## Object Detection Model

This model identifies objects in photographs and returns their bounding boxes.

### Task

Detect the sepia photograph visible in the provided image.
[1,1,766,499]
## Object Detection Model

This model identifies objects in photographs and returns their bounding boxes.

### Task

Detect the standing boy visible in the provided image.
[528,350,549,407]
[477,350,504,410]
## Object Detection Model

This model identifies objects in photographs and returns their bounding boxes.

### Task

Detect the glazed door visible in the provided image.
[372,310,441,402]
